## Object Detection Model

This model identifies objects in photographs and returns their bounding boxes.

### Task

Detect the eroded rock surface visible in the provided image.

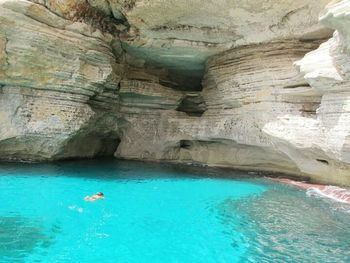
[1,0,350,186]
[116,41,321,178]
[115,0,350,186]
[120,0,332,89]
[263,0,350,185]
[28,0,333,89]
[0,0,122,161]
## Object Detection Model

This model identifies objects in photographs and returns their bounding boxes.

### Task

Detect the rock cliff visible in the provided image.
[1,0,350,185]
[0,0,122,161]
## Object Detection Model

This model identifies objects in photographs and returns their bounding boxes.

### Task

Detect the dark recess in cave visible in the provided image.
[97,138,121,157]
[316,159,329,165]
[165,69,205,91]
[55,134,121,161]
[176,94,207,116]
[124,43,206,92]
[179,140,193,150]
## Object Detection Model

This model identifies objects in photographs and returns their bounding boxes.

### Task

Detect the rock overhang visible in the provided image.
[116,0,333,89]
[29,0,334,90]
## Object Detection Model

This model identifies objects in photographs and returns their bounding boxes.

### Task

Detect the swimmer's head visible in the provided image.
[97,192,104,196]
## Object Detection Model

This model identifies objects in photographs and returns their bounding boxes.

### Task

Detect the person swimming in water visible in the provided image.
[84,192,104,202]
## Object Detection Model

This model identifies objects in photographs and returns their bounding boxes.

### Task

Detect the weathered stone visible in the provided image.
[115,0,350,186]
[115,41,321,179]
[3,0,350,187]
[119,0,332,85]
[263,0,350,185]
[0,0,121,161]
[21,0,334,86]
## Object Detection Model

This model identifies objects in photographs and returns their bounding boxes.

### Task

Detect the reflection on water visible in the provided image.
[0,216,56,262]
[219,184,350,263]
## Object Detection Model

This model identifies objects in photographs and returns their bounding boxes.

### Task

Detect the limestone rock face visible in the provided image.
[116,41,321,177]
[263,0,350,185]
[0,0,122,161]
[33,0,332,77]
[115,0,350,186]
[2,0,350,186]
[119,0,332,89]
[119,0,331,45]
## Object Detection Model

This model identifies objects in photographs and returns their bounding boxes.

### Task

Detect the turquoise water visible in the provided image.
[0,160,350,263]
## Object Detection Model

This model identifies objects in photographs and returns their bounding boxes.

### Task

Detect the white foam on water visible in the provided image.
[68,205,84,213]
[95,233,110,238]
[306,186,350,204]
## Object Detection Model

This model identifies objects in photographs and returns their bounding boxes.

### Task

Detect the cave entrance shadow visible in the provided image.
[0,158,269,182]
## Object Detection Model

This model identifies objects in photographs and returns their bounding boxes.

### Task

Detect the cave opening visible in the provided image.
[176,94,207,116]
[97,137,121,157]
[122,43,206,91]
[54,133,121,161]
[163,69,205,91]
[179,140,193,150]
[316,159,329,165]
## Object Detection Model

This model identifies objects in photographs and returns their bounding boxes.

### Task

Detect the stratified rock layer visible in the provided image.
[116,0,350,186]
[2,0,350,186]
[0,0,121,161]
[263,0,350,185]
[116,41,322,178]
[119,0,332,89]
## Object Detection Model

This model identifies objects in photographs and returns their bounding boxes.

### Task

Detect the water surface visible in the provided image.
[0,160,349,262]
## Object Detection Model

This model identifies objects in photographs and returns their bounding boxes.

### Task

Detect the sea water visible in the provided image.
[0,160,349,263]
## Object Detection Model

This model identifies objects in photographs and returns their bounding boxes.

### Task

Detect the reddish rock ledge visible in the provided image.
[272,178,350,204]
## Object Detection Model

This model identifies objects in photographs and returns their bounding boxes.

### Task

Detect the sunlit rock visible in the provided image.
[2,0,350,186]
[264,0,350,185]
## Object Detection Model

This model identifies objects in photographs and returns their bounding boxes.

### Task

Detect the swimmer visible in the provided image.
[84,192,104,202]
